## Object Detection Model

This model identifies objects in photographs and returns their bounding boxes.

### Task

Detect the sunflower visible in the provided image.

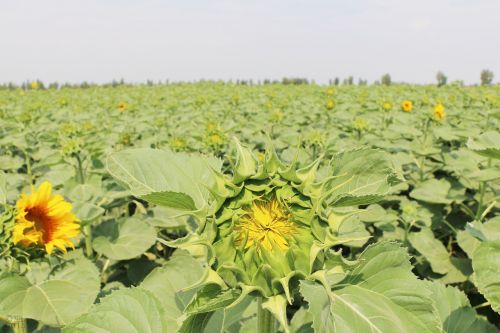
[30,81,39,90]
[117,101,128,112]
[401,100,413,112]
[382,101,392,110]
[234,198,296,252]
[326,99,335,110]
[13,181,80,254]
[434,103,445,121]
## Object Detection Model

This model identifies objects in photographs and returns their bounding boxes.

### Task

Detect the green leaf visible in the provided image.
[300,242,439,333]
[324,148,399,207]
[93,216,157,260]
[467,131,500,160]
[0,258,100,326]
[141,191,196,211]
[427,282,500,333]
[472,240,500,313]
[72,202,105,225]
[185,284,240,315]
[410,179,452,204]
[63,288,168,333]
[262,295,290,333]
[107,148,221,214]
[141,250,206,332]
[408,228,471,283]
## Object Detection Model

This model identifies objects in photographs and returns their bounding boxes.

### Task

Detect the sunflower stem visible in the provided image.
[23,150,33,187]
[257,297,276,333]
[75,153,85,184]
[84,224,93,257]
[476,158,492,220]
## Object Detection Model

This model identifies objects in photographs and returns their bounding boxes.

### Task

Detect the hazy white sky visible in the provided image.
[1,0,499,84]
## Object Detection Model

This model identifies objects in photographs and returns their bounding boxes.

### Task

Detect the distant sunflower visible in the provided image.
[434,103,445,121]
[401,100,413,112]
[382,101,392,110]
[117,101,128,112]
[14,181,80,254]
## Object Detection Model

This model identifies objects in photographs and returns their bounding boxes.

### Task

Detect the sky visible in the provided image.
[0,0,499,85]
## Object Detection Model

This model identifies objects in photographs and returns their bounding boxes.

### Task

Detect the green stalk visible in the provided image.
[75,153,85,184]
[23,150,33,187]
[84,224,93,257]
[257,297,275,333]
[476,158,492,220]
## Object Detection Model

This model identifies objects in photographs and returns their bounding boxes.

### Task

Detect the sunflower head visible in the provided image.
[30,81,39,90]
[382,101,392,110]
[433,103,445,121]
[401,100,413,112]
[326,99,335,110]
[14,181,80,254]
[117,102,128,112]
[235,198,296,252]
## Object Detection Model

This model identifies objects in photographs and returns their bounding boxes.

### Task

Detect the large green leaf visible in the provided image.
[472,240,500,313]
[323,148,399,207]
[0,258,100,326]
[408,228,471,283]
[107,148,222,215]
[467,131,500,160]
[141,251,206,332]
[410,179,453,204]
[300,242,439,333]
[93,216,157,260]
[427,282,499,333]
[63,288,168,333]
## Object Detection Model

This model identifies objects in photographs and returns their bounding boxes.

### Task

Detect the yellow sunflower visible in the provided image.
[14,181,80,254]
[117,101,128,112]
[234,198,296,252]
[382,101,392,110]
[401,100,413,112]
[434,103,445,121]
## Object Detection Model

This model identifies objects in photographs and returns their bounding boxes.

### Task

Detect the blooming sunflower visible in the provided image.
[117,101,128,112]
[382,101,392,110]
[326,99,335,110]
[434,103,445,121]
[401,100,413,112]
[14,181,80,254]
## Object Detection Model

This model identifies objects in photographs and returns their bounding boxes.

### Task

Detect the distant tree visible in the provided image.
[334,77,340,86]
[480,69,494,85]
[436,71,447,87]
[381,73,391,86]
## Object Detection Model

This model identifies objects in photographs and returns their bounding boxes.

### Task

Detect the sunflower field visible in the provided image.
[0,82,499,332]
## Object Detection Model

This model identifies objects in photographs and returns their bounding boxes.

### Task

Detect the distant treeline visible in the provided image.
[0,70,495,90]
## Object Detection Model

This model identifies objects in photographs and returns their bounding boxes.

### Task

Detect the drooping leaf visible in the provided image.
[323,148,400,207]
[409,228,471,283]
[107,148,222,215]
[0,258,100,326]
[427,282,500,333]
[63,288,168,333]
[141,251,206,332]
[472,240,500,313]
[467,131,500,160]
[300,242,439,333]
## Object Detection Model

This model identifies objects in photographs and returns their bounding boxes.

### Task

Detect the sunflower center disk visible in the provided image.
[235,199,296,252]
